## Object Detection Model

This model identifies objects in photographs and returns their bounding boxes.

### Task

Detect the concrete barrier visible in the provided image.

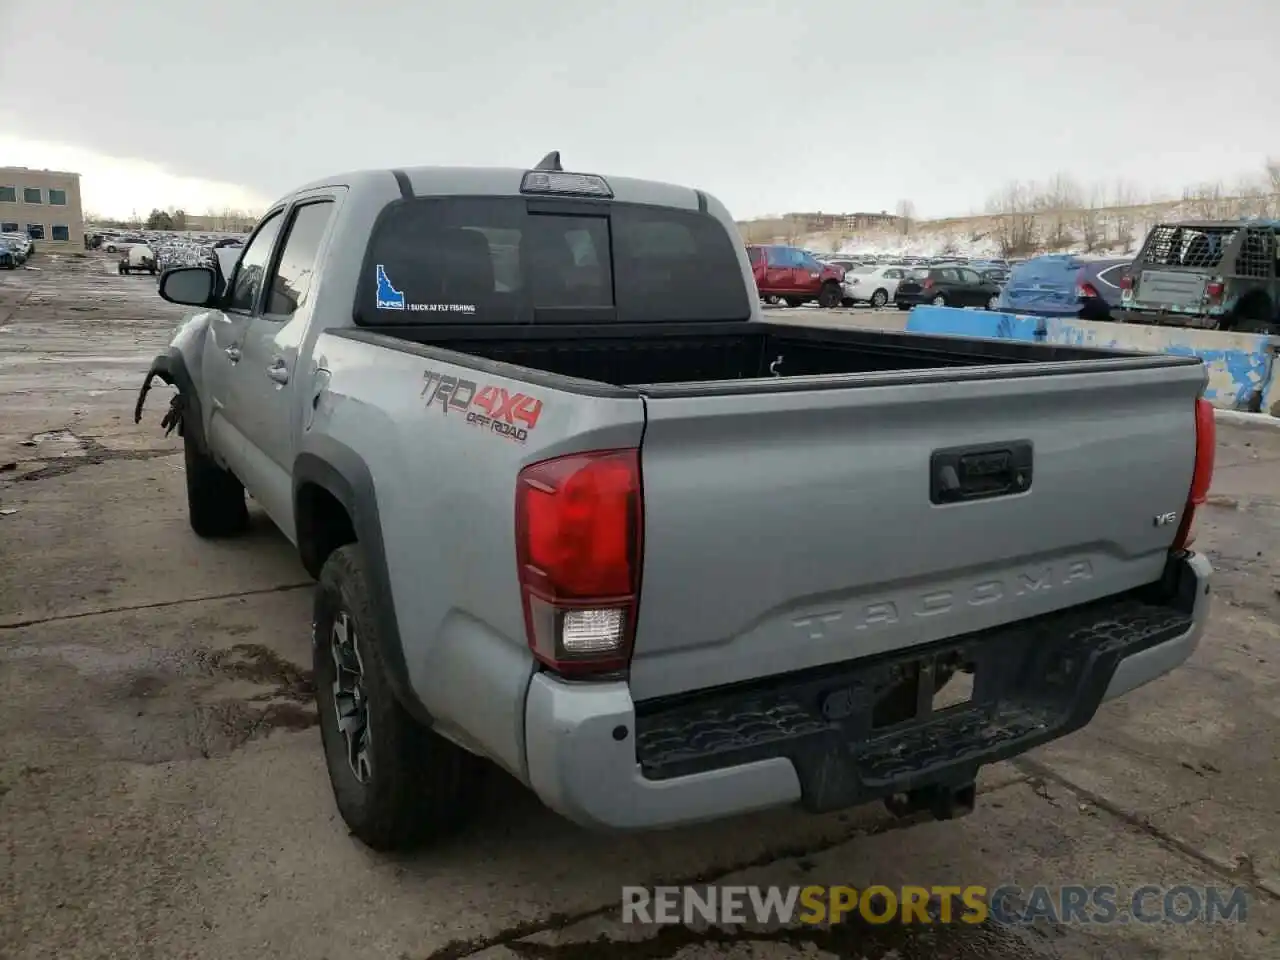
[905,306,1280,413]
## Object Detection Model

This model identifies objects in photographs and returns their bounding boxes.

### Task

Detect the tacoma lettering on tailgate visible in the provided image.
[421,369,544,444]
[792,560,1094,640]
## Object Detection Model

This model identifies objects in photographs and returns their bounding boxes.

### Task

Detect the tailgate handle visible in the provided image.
[931,441,1033,505]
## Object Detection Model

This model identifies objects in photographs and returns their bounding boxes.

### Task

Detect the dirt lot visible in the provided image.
[1,253,1278,960]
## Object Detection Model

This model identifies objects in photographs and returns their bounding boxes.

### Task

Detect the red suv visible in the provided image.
[746,245,845,308]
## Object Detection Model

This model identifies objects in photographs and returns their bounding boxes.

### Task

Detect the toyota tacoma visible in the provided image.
[135,153,1215,851]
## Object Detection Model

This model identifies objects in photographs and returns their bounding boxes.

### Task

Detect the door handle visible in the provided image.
[266,360,290,385]
[225,345,241,362]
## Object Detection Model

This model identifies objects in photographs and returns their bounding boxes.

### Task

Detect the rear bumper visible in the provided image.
[524,553,1210,831]
[1118,307,1222,327]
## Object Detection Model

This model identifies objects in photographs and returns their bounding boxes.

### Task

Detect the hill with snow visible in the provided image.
[740,193,1280,261]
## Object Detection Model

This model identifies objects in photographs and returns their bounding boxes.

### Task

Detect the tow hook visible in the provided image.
[884,781,977,822]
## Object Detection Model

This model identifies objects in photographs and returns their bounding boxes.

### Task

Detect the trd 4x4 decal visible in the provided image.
[421,369,544,444]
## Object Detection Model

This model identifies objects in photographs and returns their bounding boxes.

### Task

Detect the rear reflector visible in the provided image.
[515,449,642,676]
[520,170,613,198]
[1172,397,1215,552]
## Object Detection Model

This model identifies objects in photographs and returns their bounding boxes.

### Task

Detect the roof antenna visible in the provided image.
[533,151,563,172]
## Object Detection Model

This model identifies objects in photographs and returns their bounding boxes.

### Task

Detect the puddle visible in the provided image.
[4,640,318,763]
[31,429,80,444]
[26,430,87,459]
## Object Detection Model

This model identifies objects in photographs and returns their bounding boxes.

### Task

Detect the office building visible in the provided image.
[0,167,85,248]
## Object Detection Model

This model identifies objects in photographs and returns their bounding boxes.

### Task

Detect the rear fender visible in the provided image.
[133,311,213,452]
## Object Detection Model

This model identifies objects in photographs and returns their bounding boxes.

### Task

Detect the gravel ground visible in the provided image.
[0,252,1277,959]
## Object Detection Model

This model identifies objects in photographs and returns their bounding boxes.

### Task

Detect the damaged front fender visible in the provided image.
[135,312,213,451]
[134,352,188,438]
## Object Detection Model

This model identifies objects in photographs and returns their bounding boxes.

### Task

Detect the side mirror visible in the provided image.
[158,266,217,307]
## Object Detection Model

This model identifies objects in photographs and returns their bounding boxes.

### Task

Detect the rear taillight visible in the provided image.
[923,278,935,290]
[1077,282,1100,299]
[1205,281,1224,300]
[515,449,643,677]
[1171,397,1215,552]
[1119,274,1134,290]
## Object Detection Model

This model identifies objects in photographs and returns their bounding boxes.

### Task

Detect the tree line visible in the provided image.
[84,206,259,233]
[892,159,1280,258]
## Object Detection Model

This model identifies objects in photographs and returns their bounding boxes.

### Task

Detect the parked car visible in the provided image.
[973,262,1010,286]
[996,255,1124,321]
[1,232,32,263]
[118,244,158,275]
[746,244,845,307]
[0,238,17,269]
[841,264,911,307]
[136,155,1213,854]
[1080,258,1132,312]
[894,265,1002,310]
[1118,220,1279,333]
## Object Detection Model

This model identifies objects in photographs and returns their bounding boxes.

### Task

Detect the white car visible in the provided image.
[841,264,911,308]
[1,232,32,261]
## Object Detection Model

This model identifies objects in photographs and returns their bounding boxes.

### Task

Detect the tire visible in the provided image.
[784,297,805,308]
[106,244,117,253]
[183,430,248,537]
[841,297,855,308]
[897,303,911,311]
[763,295,781,305]
[986,294,1000,310]
[931,294,948,306]
[1225,296,1275,335]
[870,289,889,308]
[818,281,841,309]
[314,545,485,851]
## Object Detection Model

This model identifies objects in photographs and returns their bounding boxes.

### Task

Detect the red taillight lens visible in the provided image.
[1205,281,1224,299]
[1172,398,1216,552]
[1120,274,1134,290]
[1078,282,1100,298]
[923,278,935,290]
[515,449,643,676]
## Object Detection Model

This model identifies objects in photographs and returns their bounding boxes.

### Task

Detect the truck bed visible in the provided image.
[326,319,1205,704]
[346,320,1180,391]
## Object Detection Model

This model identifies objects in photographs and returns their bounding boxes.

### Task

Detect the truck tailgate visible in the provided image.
[1133,269,1207,309]
[629,359,1205,702]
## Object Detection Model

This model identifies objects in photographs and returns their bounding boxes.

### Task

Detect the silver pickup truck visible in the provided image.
[135,155,1216,852]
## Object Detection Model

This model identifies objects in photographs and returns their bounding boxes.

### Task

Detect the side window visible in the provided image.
[765,246,789,267]
[959,268,983,284]
[227,211,285,313]
[1099,264,1129,288]
[799,253,822,271]
[936,268,959,282]
[747,247,764,267]
[885,269,901,279]
[264,201,335,318]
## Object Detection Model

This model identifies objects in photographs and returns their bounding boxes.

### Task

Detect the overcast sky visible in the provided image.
[2,0,1277,221]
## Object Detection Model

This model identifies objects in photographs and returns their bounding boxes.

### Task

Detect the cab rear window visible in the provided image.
[357,197,751,324]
